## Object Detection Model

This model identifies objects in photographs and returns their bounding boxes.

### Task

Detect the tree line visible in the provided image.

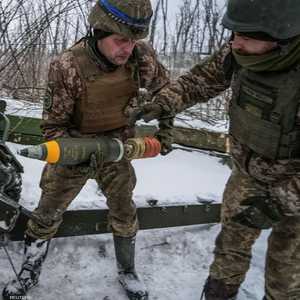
[0,0,229,125]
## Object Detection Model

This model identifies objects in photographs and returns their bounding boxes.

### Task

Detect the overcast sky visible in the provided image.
[150,0,227,16]
[151,0,185,17]
[149,0,227,48]
[150,0,227,31]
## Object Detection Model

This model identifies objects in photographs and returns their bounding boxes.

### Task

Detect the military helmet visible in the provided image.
[222,0,300,40]
[88,0,153,40]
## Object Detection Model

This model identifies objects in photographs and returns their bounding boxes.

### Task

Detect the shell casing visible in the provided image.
[18,137,124,165]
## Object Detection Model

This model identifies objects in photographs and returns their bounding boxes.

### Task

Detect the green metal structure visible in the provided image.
[9,203,221,241]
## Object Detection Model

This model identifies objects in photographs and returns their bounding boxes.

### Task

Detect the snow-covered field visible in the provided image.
[0,141,269,300]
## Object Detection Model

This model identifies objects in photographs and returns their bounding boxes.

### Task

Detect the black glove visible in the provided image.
[124,103,164,124]
[232,196,283,230]
[140,103,164,122]
[0,149,22,202]
[123,89,157,125]
[155,118,174,156]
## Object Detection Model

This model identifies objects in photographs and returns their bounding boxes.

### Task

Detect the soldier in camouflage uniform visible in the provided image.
[135,0,300,299]
[2,1,171,299]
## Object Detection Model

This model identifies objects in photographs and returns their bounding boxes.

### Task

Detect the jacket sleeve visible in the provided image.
[41,51,85,140]
[154,43,232,115]
[135,41,170,96]
[134,42,174,131]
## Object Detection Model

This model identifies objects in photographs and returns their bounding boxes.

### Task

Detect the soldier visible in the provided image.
[135,0,300,299]
[2,1,171,299]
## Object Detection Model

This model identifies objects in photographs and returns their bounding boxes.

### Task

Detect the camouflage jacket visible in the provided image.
[41,38,169,140]
[154,43,300,183]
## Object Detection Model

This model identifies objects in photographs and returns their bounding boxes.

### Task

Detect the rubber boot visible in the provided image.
[200,276,239,300]
[2,235,50,299]
[114,235,148,300]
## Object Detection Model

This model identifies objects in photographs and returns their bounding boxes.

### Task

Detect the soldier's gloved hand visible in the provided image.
[125,107,144,127]
[133,103,163,123]
[232,196,283,230]
[124,103,163,124]
[89,149,104,178]
[155,129,173,155]
[155,118,174,156]
[124,102,165,126]
[0,149,22,202]
[123,88,154,126]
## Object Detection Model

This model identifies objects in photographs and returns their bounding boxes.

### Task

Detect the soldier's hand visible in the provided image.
[155,129,173,155]
[89,149,104,178]
[124,103,163,125]
[155,118,174,156]
[123,89,154,125]
[140,103,163,122]
[125,107,144,127]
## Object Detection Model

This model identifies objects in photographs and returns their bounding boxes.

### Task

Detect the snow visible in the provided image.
[0,140,270,300]
[1,97,43,119]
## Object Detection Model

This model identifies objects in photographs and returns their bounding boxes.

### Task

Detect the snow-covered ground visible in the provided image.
[0,141,269,300]
[1,97,43,119]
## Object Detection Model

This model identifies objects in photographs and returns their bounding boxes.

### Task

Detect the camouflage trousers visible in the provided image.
[209,163,300,300]
[26,158,138,240]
